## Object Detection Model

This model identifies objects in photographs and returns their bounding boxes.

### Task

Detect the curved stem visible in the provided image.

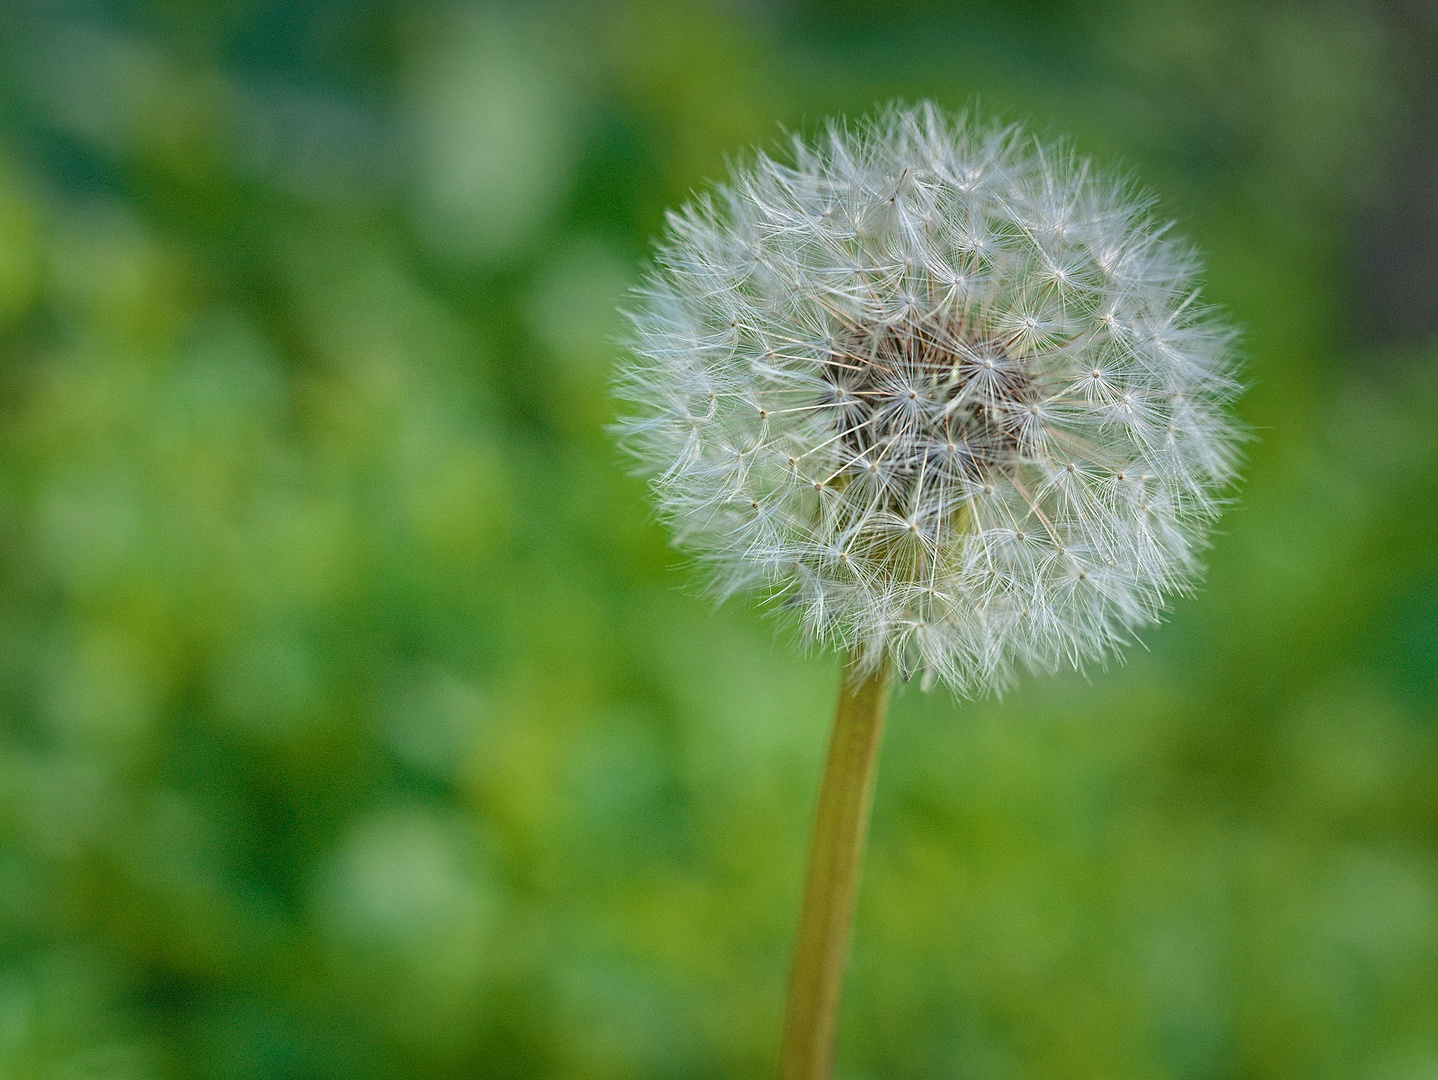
[778,653,893,1080]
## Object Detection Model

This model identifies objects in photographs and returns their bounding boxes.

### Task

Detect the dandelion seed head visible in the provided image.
[614,102,1243,696]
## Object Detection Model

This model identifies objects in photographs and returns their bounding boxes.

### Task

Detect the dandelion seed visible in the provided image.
[615,102,1242,696]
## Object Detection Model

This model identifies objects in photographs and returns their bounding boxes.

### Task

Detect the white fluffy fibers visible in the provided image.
[614,102,1243,695]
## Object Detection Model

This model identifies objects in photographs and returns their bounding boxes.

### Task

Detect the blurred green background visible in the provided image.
[1,1,1436,1078]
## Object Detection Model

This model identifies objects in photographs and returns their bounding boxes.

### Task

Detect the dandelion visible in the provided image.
[613,102,1242,1080]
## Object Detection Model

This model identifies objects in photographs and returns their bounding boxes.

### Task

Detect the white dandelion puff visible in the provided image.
[614,102,1243,696]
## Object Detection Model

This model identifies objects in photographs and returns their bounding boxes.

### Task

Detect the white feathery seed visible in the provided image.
[614,102,1242,695]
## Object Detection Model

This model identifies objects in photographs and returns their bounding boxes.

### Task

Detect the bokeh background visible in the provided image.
[1,1,1436,1077]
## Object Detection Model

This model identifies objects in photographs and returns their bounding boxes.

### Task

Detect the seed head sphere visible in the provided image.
[615,103,1242,695]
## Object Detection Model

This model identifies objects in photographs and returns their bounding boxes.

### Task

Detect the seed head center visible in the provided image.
[821,317,1037,503]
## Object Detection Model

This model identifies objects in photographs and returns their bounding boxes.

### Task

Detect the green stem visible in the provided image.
[778,652,893,1080]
